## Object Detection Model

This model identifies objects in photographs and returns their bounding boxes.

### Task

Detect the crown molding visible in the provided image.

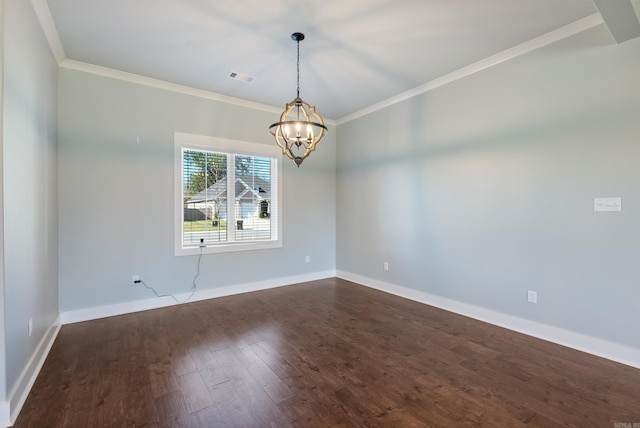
[30,0,339,125]
[61,59,283,113]
[337,13,605,125]
[30,0,65,63]
[30,0,599,129]
[593,0,640,43]
[60,59,338,126]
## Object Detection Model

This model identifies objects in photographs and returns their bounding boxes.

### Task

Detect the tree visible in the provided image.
[183,151,262,223]
[184,150,227,198]
[235,155,254,177]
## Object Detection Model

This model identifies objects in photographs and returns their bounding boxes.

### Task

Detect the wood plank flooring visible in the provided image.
[13,278,640,427]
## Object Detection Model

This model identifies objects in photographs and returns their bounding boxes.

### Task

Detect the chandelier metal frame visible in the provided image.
[269,32,327,167]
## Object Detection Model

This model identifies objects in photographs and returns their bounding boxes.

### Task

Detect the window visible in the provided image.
[175,133,281,255]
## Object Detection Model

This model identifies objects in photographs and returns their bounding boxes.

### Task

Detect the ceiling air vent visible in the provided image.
[228,71,256,83]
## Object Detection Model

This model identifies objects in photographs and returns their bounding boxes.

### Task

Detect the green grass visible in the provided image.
[183,220,227,232]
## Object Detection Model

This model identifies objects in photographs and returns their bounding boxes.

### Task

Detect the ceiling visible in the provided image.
[40,0,640,121]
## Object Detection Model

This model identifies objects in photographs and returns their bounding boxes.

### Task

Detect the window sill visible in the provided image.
[176,240,282,256]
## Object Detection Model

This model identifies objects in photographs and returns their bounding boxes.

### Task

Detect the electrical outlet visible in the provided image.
[383,262,389,271]
[305,255,310,263]
[28,318,33,337]
[527,290,538,304]
[132,275,140,285]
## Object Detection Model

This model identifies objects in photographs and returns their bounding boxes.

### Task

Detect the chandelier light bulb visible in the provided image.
[268,32,327,167]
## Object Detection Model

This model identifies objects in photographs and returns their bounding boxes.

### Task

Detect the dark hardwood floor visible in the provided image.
[14,278,640,427]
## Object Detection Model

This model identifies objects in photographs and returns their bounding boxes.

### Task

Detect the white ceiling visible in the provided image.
[40,0,639,121]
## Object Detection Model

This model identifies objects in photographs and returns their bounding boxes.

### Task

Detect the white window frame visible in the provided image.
[174,132,282,256]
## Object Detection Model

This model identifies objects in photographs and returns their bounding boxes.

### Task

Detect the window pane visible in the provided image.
[235,155,272,241]
[176,132,281,255]
[183,149,228,245]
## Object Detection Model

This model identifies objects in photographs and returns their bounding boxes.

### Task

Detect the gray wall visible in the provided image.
[336,24,640,348]
[0,0,5,402]
[2,0,59,397]
[58,69,336,311]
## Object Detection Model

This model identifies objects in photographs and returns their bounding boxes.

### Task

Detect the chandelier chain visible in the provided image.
[296,39,300,98]
[269,32,327,167]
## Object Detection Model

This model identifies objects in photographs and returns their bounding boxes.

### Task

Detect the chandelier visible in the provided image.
[269,32,327,167]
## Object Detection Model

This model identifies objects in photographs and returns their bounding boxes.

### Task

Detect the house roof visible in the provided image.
[186,175,271,204]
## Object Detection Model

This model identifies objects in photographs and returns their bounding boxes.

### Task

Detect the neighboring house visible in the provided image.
[185,175,271,221]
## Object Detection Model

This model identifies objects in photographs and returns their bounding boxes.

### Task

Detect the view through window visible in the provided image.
[175,133,281,255]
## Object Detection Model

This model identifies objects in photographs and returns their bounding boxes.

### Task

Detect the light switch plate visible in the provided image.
[594,197,621,212]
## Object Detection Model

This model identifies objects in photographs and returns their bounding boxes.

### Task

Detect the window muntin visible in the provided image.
[175,133,281,255]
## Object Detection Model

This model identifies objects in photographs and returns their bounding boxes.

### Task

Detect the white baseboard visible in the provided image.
[337,270,640,370]
[12,269,634,428]
[0,401,9,428]
[2,271,335,427]
[61,270,336,325]
[2,315,61,427]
